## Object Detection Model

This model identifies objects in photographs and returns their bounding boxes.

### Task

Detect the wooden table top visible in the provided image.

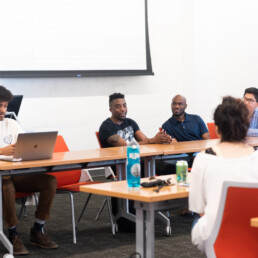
[80,175,189,203]
[0,146,127,170]
[147,139,219,155]
[139,145,164,156]
[250,217,258,228]
[153,137,258,155]
[0,137,257,171]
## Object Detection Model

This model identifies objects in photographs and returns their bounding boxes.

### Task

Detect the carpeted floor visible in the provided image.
[1,189,206,257]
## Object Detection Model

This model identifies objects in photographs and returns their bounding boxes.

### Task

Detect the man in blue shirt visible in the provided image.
[162,95,209,141]
[243,87,258,137]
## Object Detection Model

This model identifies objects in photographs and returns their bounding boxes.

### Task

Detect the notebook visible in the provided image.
[0,131,58,162]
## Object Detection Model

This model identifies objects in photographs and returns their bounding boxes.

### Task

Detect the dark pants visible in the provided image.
[2,174,57,227]
[156,154,196,176]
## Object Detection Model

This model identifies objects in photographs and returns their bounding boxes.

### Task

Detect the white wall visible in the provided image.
[1,0,258,150]
[194,0,258,121]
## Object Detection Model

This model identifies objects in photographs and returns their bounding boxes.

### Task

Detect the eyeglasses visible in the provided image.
[243,97,257,103]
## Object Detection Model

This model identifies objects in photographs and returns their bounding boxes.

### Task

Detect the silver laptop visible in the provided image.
[0,131,58,162]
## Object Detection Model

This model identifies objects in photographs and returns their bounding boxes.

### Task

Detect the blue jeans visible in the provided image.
[192,213,200,229]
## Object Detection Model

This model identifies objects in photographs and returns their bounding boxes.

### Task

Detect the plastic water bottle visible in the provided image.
[126,138,141,187]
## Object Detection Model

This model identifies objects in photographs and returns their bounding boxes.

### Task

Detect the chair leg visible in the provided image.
[18,197,27,219]
[106,196,116,235]
[156,211,171,236]
[95,198,107,221]
[67,192,76,244]
[34,193,39,206]
[76,193,92,227]
[18,194,39,219]
[23,206,28,217]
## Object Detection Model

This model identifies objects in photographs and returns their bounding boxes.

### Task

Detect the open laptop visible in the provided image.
[5,95,23,120]
[0,131,58,162]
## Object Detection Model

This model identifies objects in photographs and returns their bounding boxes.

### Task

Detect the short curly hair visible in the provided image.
[214,96,250,142]
[109,93,124,107]
[0,85,13,103]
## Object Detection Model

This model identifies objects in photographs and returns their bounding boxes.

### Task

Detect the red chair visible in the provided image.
[95,131,102,148]
[50,135,114,243]
[207,122,219,139]
[205,181,258,257]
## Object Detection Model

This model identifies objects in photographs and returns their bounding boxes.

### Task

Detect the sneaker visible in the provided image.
[9,234,29,255]
[30,228,58,249]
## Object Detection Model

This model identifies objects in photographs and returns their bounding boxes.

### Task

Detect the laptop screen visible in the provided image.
[6,95,23,119]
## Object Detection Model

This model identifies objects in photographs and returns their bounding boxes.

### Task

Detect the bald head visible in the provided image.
[171,95,187,118]
[172,95,186,104]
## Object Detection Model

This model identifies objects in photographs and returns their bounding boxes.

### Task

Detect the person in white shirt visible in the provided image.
[189,96,258,252]
[0,86,58,255]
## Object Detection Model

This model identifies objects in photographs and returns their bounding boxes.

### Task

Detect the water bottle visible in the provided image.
[126,138,141,187]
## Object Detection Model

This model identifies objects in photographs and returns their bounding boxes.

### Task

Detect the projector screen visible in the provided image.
[0,0,153,77]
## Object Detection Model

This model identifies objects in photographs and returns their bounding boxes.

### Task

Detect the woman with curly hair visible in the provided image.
[189,96,258,251]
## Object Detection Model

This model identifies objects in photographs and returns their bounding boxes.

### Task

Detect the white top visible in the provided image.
[0,118,24,147]
[189,151,258,252]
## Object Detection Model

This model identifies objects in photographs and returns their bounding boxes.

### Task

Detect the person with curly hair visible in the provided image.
[189,96,258,252]
[0,86,58,255]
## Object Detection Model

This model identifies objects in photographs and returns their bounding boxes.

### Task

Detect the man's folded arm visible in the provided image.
[107,134,127,147]
[201,132,210,140]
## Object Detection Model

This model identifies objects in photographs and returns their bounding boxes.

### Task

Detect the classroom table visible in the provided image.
[80,174,189,258]
[141,137,258,175]
[1,137,258,255]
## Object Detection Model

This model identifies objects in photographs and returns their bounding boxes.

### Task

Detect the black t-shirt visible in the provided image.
[99,118,140,148]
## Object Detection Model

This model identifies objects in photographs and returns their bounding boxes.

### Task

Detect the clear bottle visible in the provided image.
[126,138,141,187]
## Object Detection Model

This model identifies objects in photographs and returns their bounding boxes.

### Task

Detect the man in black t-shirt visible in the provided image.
[99,93,171,147]
[99,93,172,232]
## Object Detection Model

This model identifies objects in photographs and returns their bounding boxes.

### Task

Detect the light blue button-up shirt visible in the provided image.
[247,108,258,136]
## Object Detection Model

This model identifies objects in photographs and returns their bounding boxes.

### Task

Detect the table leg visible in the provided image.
[0,176,13,254]
[135,202,155,258]
[143,156,156,178]
[117,163,126,181]
[146,204,155,258]
[136,203,145,257]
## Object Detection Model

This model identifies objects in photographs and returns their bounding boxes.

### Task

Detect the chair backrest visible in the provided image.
[205,181,258,258]
[49,135,81,187]
[207,122,219,139]
[95,131,103,148]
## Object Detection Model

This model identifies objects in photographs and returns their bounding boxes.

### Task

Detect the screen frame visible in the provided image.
[0,0,153,78]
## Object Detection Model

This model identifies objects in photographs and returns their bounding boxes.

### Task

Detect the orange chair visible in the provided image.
[95,131,102,148]
[50,135,114,243]
[207,122,219,139]
[205,181,258,257]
